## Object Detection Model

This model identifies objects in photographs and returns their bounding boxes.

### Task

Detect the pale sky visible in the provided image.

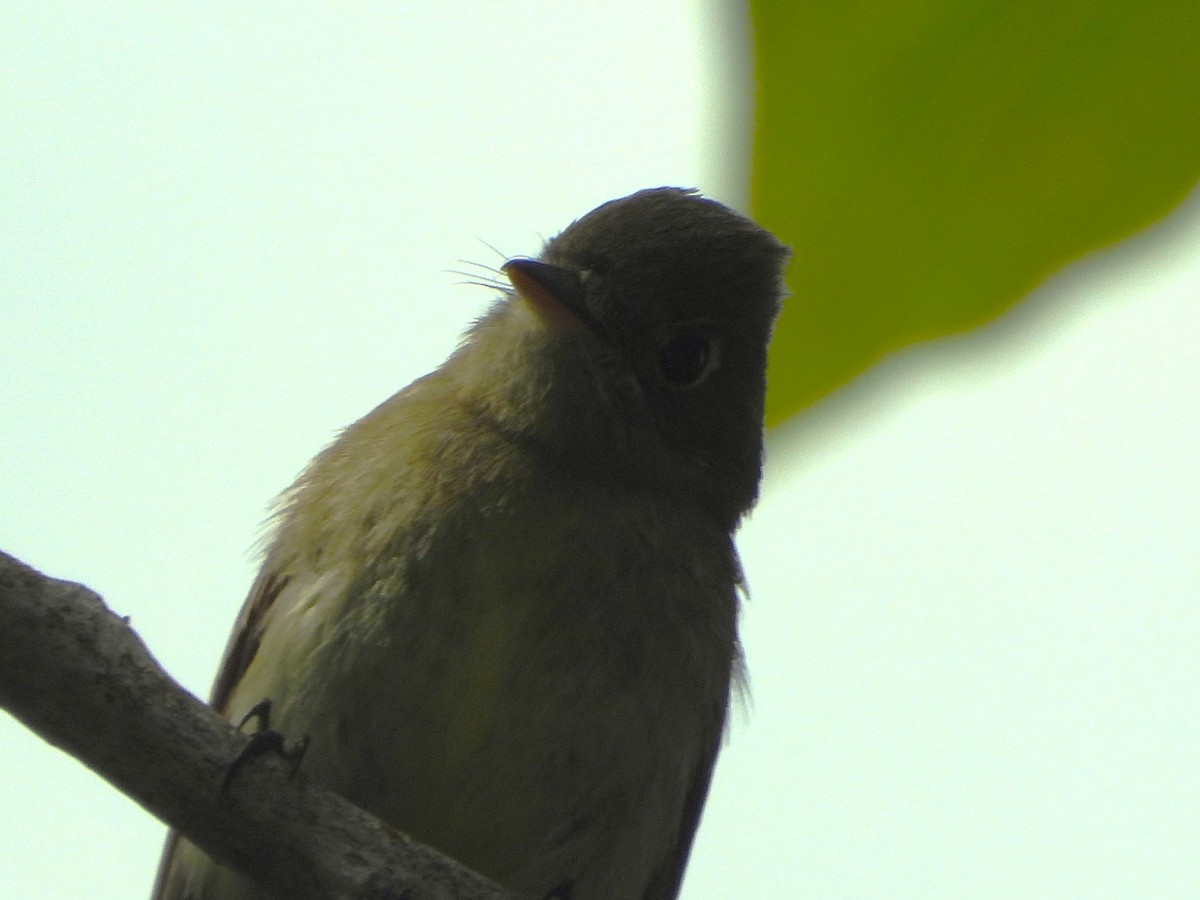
[2,4,1198,898]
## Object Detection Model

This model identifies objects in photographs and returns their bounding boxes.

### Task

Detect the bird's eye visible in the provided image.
[657,331,719,388]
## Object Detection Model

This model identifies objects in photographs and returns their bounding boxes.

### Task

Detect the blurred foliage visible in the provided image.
[751,1,1200,426]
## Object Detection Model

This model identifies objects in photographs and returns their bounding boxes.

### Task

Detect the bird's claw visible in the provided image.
[221,699,310,792]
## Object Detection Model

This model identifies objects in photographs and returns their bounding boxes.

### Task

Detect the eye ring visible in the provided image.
[657,331,720,389]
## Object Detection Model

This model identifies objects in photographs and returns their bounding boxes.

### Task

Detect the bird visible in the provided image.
[150,186,789,900]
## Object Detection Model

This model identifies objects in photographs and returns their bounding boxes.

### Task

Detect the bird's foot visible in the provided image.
[221,698,310,792]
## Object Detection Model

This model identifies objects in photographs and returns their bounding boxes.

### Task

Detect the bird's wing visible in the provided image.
[148,561,293,900]
[207,566,293,716]
[640,697,728,900]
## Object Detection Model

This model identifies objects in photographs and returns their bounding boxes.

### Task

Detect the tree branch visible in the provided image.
[0,550,519,900]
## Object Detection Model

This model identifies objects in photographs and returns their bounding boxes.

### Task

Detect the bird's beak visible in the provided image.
[502,258,591,332]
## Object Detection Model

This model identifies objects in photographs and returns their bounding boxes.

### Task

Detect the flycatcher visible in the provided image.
[152,187,789,900]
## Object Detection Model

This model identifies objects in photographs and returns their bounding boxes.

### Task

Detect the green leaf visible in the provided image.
[752,1,1200,427]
